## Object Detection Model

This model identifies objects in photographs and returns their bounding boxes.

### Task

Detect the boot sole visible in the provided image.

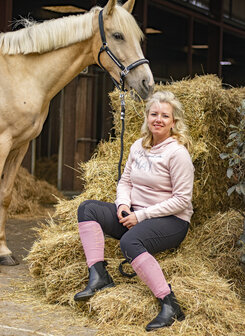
[177,313,185,322]
[145,313,185,332]
[74,282,115,301]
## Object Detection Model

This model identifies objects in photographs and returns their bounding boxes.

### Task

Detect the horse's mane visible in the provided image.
[0,5,143,55]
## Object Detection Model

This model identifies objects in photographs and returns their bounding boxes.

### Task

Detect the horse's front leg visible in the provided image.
[0,143,29,266]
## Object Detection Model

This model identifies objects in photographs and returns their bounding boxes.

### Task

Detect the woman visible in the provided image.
[74,91,194,331]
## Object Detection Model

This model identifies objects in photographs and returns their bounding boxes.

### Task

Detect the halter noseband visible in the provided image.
[97,9,149,90]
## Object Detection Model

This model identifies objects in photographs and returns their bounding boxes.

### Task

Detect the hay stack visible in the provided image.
[9,166,63,217]
[26,75,245,335]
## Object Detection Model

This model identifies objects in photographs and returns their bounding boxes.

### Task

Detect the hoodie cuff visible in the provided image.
[115,199,131,209]
[134,209,148,223]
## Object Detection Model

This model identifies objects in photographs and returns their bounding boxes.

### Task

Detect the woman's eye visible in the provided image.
[113,32,124,40]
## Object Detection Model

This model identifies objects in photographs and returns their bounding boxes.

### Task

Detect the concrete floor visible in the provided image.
[0,215,97,336]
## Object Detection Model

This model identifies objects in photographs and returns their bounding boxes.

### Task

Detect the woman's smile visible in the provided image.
[147,102,175,145]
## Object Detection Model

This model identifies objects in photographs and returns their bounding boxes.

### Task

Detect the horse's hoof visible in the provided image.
[0,255,19,266]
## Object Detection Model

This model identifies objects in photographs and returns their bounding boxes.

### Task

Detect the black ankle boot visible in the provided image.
[145,288,185,331]
[74,261,115,301]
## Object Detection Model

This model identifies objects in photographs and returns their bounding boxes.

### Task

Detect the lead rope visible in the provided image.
[117,77,137,279]
[118,78,126,181]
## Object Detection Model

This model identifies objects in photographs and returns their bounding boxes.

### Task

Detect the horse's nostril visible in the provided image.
[142,79,148,90]
[142,79,153,95]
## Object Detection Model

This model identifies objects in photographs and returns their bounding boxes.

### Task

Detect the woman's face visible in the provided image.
[147,101,175,145]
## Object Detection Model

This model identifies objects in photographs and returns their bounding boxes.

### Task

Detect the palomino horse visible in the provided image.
[0,0,154,265]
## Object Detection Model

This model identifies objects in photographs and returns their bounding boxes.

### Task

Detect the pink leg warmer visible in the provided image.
[131,252,170,299]
[78,221,104,268]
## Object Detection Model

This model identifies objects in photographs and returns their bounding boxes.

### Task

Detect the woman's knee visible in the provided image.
[119,234,128,255]
[120,233,146,262]
[77,200,97,222]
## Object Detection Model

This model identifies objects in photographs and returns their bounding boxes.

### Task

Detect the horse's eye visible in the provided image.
[112,32,124,41]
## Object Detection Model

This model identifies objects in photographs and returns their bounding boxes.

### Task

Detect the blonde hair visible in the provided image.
[141,91,192,150]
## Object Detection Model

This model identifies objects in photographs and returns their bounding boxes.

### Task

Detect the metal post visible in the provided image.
[57,89,64,190]
[31,139,36,176]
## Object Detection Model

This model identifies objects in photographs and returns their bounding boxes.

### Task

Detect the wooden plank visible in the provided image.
[208,0,224,76]
[73,73,97,190]
[0,0,12,32]
[95,69,114,141]
[207,25,223,76]
[49,92,61,157]
[61,79,77,190]
[73,76,87,191]
[21,144,31,172]
[187,16,193,76]
[134,0,148,54]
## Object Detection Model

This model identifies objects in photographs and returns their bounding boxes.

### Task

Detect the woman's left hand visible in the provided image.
[119,212,138,229]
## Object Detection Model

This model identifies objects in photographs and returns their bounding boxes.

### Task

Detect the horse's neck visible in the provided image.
[26,40,94,102]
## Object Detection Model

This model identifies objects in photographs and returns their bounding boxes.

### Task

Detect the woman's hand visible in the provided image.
[117,204,131,220]
[117,205,138,229]
[120,212,138,229]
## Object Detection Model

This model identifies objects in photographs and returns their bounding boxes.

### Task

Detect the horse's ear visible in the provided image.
[122,0,135,13]
[104,0,117,16]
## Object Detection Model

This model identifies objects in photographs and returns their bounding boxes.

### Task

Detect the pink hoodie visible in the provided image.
[115,137,194,223]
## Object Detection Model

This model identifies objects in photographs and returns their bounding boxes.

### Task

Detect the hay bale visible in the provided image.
[36,154,58,186]
[89,266,245,336]
[26,75,245,335]
[111,75,245,225]
[9,166,63,217]
[27,211,245,335]
[76,74,245,226]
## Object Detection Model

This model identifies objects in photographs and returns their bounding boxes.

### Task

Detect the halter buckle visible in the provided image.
[121,68,129,78]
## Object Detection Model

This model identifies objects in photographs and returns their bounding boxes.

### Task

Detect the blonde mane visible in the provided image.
[0,8,99,55]
[0,4,143,56]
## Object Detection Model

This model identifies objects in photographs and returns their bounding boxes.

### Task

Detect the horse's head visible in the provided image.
[92,0,154,100]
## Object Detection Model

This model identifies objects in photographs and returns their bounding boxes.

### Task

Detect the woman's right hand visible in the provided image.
[117,204,131,220]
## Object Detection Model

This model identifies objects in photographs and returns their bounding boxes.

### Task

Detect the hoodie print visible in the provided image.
[132,149,164,173]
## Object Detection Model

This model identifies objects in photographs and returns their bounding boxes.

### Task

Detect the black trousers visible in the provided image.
[77,200,189,262]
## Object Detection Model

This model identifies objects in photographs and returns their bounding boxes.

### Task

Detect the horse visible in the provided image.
[0,0,154,266]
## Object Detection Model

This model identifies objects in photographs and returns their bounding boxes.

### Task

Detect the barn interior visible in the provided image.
[1,0,245,192]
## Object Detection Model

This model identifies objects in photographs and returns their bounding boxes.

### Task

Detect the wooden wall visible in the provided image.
[0,0,12,32]
[60,71,97,191]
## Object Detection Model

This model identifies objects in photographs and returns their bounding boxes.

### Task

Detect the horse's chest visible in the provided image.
[13,112,46,143]
[7,105,49,148]
[0,85,48,145]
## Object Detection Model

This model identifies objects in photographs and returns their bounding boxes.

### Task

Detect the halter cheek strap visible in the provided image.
[97,9,149,89]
